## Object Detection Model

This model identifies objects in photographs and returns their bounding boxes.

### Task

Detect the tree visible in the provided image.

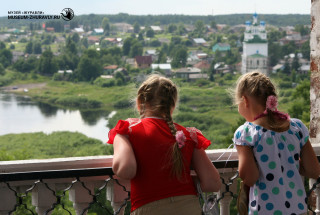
[268,42,281,66]
[122,37,133,56]
[157,49,167,64]
[0,42,6,49]
[76,49,102,81]
[171,46,187,68]
[129,41,143,57]
[66,37,78,54]
[33,42,42,54]
[291,53,301,72]
[294,24,309,36]
[101,17,110,35]
[138,32,144,41]
[194,20,205,38]
[0,63,5,75]
[288,80,310,122]
[168,24,177,33]
[0,49,12,68]
[71,33,80,43]
[300,40,310,60]
[282,58,291,75]
[81,37,89,49]
[210,20,217,29]
[37,49,58,75]
[177,23,185,35]
[133,22,140,33]
[281,41,296,56]
[25,41,33,54]
[146,28,155,38]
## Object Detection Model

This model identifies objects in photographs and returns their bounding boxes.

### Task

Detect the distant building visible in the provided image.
[113,23,133,33]
[150,26,162,32]
[145,50,157,61]
[241,13,268,74]
[272,64,285,73]
[92,28,104,35]
[135,56,153,68]
[88,36,100,44]
[58,70,73,74]
[73,27,84,33]
[45,27,55,32]
[174,67,202,79]
[151,64,172,76]
[193,61,210,70]
[193,38,207,46]
[103,65,118,74]
[212,43,231,52]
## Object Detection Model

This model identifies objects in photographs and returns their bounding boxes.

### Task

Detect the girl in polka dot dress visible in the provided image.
[233,71,320,215]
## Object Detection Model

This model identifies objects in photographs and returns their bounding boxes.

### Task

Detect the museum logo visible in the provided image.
[7,8,75,21]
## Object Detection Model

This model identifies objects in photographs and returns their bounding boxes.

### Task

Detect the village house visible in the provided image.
[103,65,118,74]
[145,50,157,61]
[113,23,133,33]
[212,43,231,53]
[151,64,172,76]
[193,61,211,71]
[57,70,73,74]
[87,36,100,45]
[193,38,208,47]
[73,27,85,33]
[173,67,204,80]
[45,27,55,32]
[135,56,153,69]
[92,28,104,35]
[150,26,163,33]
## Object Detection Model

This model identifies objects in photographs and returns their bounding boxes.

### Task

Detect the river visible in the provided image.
[0,92,114,143]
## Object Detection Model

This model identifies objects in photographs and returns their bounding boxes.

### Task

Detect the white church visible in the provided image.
[241,13,268,74]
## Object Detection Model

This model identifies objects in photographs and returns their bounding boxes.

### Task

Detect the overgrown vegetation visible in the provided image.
[0,131,113,161]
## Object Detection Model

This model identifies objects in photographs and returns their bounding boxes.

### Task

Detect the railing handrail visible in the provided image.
[0,167,114,182]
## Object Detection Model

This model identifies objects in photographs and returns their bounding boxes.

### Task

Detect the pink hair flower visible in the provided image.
[266,95,278,111]
[175,130,186,149]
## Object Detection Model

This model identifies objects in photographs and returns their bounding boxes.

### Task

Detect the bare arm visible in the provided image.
[300,140,320,179]
[192,148,221,192]
[236,145,259,187]
[112,134,137,180]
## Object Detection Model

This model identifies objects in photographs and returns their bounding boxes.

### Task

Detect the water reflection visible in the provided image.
[37,102,58,117]
[80,109,110,126]
[0,92,112,143]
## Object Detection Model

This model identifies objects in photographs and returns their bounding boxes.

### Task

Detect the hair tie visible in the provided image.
[254,95,290,121]
[175,130,186,149]
[266,95,278,111]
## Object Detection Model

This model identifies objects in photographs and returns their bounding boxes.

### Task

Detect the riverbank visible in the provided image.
[1,82,47,92]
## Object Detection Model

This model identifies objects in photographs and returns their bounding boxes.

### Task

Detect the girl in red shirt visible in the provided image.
[108,74,221,215]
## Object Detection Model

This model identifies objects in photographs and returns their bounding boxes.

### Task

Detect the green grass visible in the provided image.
[0,131,113,161]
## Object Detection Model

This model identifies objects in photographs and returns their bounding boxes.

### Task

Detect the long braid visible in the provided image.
[137,75,184,179]
[165,110,184,179]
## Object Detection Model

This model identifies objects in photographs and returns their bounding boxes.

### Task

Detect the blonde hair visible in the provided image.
[137,74,184,179]
[234,71,287,131]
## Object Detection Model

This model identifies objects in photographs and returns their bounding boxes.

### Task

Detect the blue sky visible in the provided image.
[1,0,310,17]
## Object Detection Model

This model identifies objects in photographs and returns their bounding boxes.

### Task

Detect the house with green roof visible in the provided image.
[212,43,231,52]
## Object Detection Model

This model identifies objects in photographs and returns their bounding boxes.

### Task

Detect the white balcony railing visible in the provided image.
[1,147,320,215]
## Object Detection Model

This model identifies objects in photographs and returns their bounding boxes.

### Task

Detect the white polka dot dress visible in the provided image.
[233,118,309,215]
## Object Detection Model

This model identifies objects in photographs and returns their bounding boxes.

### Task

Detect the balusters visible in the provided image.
[0,184,16,215]
[106,178,130,215]
[217,171,238,215]
[69,181,95,215]
[32,182,56,215]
